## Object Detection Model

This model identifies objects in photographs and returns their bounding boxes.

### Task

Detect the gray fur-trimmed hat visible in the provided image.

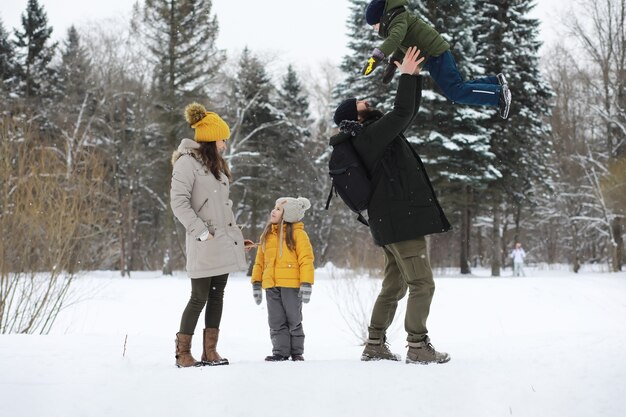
[277,197,311,223]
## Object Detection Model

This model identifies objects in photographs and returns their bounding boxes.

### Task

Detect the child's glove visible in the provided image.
[298,283,312,304]
[252,282,262,305]
[382,57,401,84]
[362,48,386,76]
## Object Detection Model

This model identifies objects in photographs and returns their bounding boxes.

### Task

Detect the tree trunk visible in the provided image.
[460,186,471,274]
[162,215,174,275]
[571,223,580,273]
[500,205,509,271]
[491,203,501,277]
[119,210,127,277]
[513,203,521,246]
[246,197,259,276]
[612,216,624,272]
[162,109,179,276]
[476,227,484,267]
[547,219,557,264]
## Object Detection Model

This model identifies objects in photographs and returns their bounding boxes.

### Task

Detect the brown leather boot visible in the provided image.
[361,337,401,361]
[406,336,450,364]
[201,328,229,366]
[175,333,200,368]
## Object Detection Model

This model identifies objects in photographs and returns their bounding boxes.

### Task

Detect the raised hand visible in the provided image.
[394,47,424,75]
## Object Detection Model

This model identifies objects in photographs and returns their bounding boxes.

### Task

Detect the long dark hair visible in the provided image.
[197,142,232,181]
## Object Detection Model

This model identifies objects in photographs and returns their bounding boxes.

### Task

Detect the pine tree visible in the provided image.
[335,0,395,109]
[476,0,552,197]
[474,0,553,275]
[275,65,312,197]
[58,26,93,100]
[0,18,17,97]
[52,26,97,178]
[276,65,340,265]
[12,0,57,99]
[407,0,496,273]
[135,0,223,273]
[227,48,284,270]
[278,65,310,125]
[137,0,222,148]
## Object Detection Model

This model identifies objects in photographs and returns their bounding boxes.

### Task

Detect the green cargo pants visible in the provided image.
[368,237,435,343]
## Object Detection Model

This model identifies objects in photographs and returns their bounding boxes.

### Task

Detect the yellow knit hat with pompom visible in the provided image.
[184,103,230,142]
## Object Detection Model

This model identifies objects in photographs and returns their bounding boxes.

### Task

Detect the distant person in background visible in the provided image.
[170,103,253,368]
[511,242,526,277]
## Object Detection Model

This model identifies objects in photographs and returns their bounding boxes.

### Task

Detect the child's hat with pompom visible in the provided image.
[276,197,311,223]
[184,103,230,142]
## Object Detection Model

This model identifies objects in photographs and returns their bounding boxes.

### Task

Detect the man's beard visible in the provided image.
[358,107,384,122]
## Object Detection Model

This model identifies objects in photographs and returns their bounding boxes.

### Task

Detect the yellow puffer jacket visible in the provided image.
[251,222,314,289]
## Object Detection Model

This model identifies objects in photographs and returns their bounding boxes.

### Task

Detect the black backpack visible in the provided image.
[325,135,376,226]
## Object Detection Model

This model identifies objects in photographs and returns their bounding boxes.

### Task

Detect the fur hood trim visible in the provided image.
[339,120,363,136]
[171,138,201,166]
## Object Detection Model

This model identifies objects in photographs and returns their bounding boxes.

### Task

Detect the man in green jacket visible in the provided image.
[362,0,512,119]
[331,47,451,364]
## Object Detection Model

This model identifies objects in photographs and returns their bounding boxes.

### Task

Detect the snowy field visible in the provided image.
[1,265,625,417]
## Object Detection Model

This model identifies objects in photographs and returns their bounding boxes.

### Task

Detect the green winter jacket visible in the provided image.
[329,75,451,246]
[377,0,450,59]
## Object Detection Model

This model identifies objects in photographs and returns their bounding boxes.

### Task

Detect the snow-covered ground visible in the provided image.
[1,265,625,417]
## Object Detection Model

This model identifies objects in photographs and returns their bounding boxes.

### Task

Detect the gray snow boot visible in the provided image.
[406,336,450,364]
[361,337,401,361]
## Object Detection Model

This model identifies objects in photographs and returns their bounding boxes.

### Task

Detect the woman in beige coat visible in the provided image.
[170,103,250,367]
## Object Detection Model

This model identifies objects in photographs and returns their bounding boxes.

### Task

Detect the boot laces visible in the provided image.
[422,336,437,353]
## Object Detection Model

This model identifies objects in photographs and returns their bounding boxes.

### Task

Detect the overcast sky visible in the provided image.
[1,0,563,71]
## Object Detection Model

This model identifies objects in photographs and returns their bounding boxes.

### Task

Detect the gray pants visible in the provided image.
[513,262,525,276]
[266,287,304,357]
[368,237,435,343]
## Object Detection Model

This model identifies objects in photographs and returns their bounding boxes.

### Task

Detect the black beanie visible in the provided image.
[366,0,386,25]
[333,98,358,126]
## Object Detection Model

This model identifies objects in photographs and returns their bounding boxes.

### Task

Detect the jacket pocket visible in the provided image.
[391,238,433,284]
[197,198,209,212]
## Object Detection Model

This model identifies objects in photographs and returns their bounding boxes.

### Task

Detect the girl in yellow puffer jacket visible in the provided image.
[251,197,314,362]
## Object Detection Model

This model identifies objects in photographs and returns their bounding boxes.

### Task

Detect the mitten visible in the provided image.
[252,282,263,305]
[381,57,400,84]
[362,48,386,76]
[298,283,312,304]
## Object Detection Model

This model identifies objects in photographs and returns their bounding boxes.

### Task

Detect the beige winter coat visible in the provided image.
[170,138,247,278]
